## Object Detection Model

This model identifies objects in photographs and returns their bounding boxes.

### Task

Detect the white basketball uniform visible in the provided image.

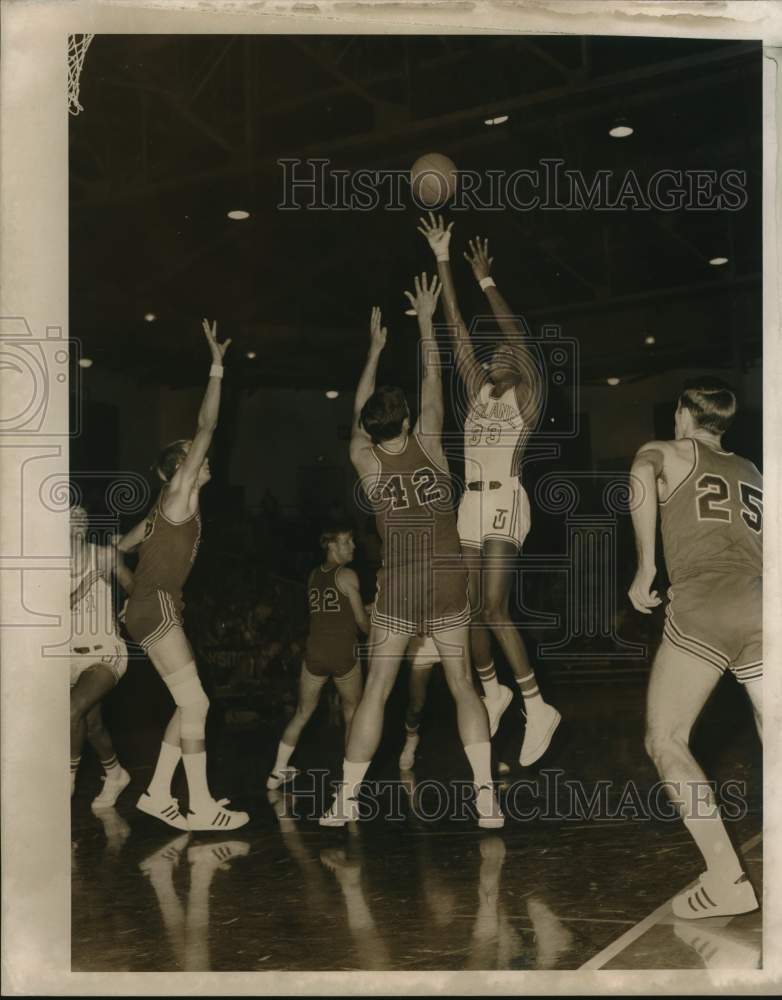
[70,543,128,687]
[457,382,531,551]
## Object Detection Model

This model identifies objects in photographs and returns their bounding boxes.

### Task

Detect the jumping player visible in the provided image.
[120,320,248,832]
[419,213,560,764]
[629,377,762,918]
[69,504,132,808]
[267,526,369,789]
[321,284,503,829]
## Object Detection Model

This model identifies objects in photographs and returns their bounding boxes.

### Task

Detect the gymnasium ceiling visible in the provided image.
[70,34,762,392]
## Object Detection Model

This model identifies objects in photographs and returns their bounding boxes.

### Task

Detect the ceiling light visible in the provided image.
[609,116,633,138]
[708,256,728,266]
[78,358,93,368]
[246,351,256,360]
[484,115,509,126]
[606,377,620,386]
[325,390,339,399]
[227,210,250,220]
[144,312,156,322]
[644,335,656,345]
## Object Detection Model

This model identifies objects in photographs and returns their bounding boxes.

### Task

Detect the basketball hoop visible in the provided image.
[68,34,95,115]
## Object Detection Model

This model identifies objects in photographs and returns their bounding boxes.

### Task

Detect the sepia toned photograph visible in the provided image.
[2,1,780,994]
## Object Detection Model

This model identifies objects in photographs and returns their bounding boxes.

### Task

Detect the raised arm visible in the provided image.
[464,237,541,426]
[165,319,231,517]
[406,273,445,455]
[349,307,387,474]
[418,212,485,405]
[627,441,666,614]
[337,567,370,635]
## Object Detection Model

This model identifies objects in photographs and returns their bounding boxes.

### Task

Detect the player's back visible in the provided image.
[464,383,527,483]
[660,438,762,585]
[308,565,355,639]
[71,543,117,643]
[367,433,461,567]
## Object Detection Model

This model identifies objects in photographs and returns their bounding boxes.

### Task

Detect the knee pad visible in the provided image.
[164,662,209,741]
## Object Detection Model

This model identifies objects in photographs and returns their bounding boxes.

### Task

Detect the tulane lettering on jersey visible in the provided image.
[464,383,527,482]
[660,439,762,584]
[71,544,118,643]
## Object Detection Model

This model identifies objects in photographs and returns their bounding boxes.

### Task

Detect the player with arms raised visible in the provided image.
[267,525,369,789]
[629,377,762,918]
[121,320,249,832]
[321,286,503,828]
[419,213,560,765]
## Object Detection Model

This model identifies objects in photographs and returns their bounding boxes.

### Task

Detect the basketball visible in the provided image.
[411,153,458,208]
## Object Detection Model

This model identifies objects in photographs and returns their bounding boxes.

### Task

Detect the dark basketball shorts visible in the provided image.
[304,636,358,678]
[371,556,470,636]
[663,572,761,684]
[125,588,185,652]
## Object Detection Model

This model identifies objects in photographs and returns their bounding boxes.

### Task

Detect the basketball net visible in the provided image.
[68,34,94,115]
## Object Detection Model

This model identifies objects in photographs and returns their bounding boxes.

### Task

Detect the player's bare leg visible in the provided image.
[320,627,409,826]
[85,703,131,809]
[434,625,503,828]
[70,664,118,798]
[144,626,248,832]
[744,677,762,741]
[480,538,560,763]
[646,639,758,918]
[334,662,364,743]
[463,546,513,738]
[399,662,432,769]
[268,664,328,790]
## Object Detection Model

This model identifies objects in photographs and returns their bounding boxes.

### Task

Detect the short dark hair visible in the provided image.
[319,524,353,553]
[679,377,737,434]
[360,386,409,443]
[154,439,189,482]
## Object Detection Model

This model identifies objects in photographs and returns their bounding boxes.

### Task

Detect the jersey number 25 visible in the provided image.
[695,474,762,533]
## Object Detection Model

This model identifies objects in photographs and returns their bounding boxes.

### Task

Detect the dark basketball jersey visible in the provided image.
[660,439,762,585]
[132,492,202,600]
[306,565,356,663]
[365,433,461,569]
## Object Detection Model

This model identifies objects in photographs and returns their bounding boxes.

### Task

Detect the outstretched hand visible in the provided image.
[202,318,231,362]
[404,272,442,323]
[463,237,494,282]
[369,306,387,352]
[417,211,454,260]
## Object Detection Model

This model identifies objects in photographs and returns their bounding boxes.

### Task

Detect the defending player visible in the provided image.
[320,283,503,829]
[419,213,560,765]
[120,320,249,832]
[267,526,369,789]
[69,504,132,808]
[628,377,762,919]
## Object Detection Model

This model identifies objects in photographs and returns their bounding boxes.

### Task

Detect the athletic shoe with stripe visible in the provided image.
[476,783,505,829]
[671,871,759,920]
[266,766,299,791]
[483,685,513,738]
[519,702,561,766]
[187,798,250,832]
[91,766,131,810]
[137,791,189,831]
[319,785,359,827]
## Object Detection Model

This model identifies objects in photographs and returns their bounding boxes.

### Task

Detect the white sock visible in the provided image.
[464,741,492,787]
[516,677,543,714]
[273,741,295,773]
[684,814,743,882]
[147,741,182,799]
[182,751,212,812]
[476,661,500,700]
[343,759,371,799]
